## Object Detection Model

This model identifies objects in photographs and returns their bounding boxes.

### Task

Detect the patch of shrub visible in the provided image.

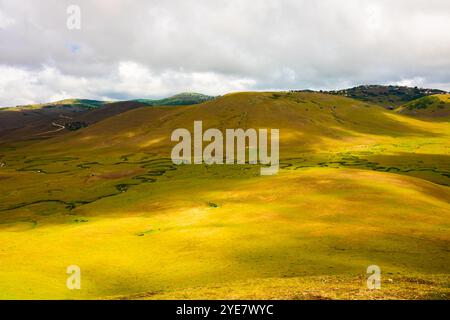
[65,121,88,131]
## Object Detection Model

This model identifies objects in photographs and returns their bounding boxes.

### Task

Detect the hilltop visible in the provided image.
[133,92,215,105]
[6,98,107,110]
[396,94,450,119]
[1,93,215,110]
[316,85,447,108]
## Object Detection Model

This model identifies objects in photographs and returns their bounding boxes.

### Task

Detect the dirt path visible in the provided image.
[34,122,66,136]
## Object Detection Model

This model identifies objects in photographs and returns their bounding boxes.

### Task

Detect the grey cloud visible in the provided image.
[0,0,449,106]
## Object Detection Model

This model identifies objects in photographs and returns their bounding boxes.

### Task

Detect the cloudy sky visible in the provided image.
[0,0,449,106]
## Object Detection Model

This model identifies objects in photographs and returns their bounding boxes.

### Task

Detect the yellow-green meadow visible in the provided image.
[0,92,449,299]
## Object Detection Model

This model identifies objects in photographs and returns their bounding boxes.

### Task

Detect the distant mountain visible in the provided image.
[0,93,215,143]
[0,100,148,143]
[8,99,107,111]
[3,87,449,145]
[320,85,447,108]
[132,92,215,106]
[2,93,215,110]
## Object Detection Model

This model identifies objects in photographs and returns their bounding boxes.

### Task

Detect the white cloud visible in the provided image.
[0,0,449,106]
[0,62,257,106]
[0,9,15,29]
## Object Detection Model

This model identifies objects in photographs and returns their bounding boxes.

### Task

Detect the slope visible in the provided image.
[133,92,215,105]
[0,93,215,144]
[0,91,449,299]
[396,94,450,119]
[323,85,447,108]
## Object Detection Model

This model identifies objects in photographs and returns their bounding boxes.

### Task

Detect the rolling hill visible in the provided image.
[0,93,215,144]
[0,91,449,299]
[396,94,450,119]
[321,85,447,108]
[7,99,108,110]
[0,100,147,144]
[132,92,215,105]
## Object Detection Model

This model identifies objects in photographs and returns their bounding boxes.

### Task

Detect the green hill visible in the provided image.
[396,94,450,119]
[322,85,447,108]
[132,92,215,105]
[0,100,147,143]
[0,91,449,299]
[0,93,215,143]
[8,98,107,110]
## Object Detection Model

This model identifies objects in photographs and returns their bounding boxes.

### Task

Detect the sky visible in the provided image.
[0,0,450,106]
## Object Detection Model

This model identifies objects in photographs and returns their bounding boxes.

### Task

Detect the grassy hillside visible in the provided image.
[396,94,450,119]
[0,93,215,143]
[322,85,447,108]
[0,92,448,299]
[0,100,148,144]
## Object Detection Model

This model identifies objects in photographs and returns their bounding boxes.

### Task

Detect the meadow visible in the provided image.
[0,92,449,299]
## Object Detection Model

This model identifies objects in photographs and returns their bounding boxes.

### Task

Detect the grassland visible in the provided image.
[397,94,450,119]
[0,92,449,299]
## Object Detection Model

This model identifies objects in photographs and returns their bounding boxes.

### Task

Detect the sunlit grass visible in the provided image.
[0,92,449,299]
